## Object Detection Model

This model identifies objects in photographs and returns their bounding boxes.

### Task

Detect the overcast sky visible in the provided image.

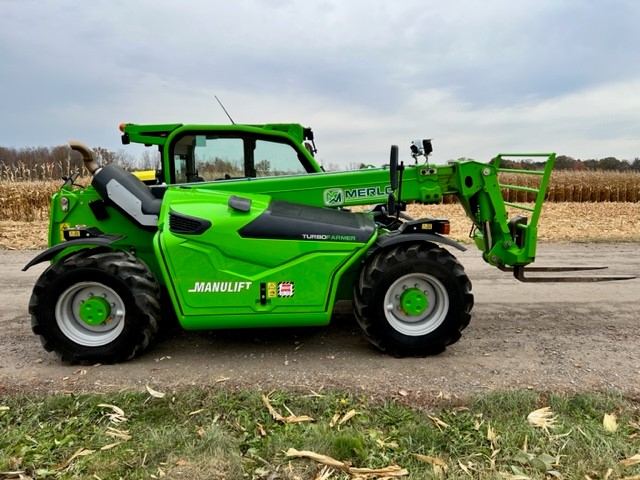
[1,0,639,167]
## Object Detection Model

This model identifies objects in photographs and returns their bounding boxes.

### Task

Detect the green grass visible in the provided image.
[1,389,639,479]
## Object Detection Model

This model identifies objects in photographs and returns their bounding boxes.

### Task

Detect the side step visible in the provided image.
[499,265,636,283]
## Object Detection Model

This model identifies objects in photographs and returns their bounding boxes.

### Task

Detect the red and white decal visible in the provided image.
[278,282,294,297]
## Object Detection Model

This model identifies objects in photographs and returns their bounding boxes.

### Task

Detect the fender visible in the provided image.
[372,232,467,254]
[22,235,125,271]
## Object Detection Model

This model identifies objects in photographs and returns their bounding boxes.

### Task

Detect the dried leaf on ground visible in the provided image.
[527,407,556,431]
[329,412,341,428]
[458,460,473,476]
[620,454,640,466]
[53,447,95,471]
[603,413,618,432]
[487,423,499,448]
[105,426,132,441]
[286,448,408,478]
[428,415,450,430]
[100,442,123,451]
[145,384,166,399]
[262,394,314,424]
[98,404,127,424]
[315,465,334,480]
[338,409,357,425]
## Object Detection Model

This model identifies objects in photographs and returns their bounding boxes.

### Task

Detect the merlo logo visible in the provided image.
[323,188,344,206]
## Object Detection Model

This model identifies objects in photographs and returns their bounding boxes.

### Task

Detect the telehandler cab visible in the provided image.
[23,122,634,363]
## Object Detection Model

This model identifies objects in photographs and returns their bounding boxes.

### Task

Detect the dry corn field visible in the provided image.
[501,170,640,203]
[1,171,640,249]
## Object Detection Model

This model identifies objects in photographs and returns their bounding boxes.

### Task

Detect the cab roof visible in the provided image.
[120,123,312,147]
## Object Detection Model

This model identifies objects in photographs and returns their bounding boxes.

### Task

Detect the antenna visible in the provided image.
[215,95,235,124]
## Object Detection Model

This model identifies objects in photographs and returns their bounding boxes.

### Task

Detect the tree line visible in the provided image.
[2,145,640,181]
[497,155,640,172]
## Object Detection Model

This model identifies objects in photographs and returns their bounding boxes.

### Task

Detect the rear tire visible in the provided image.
[354,243,473,356]
[29,250,161,364]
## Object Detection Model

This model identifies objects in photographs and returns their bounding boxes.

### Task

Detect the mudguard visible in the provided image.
[22,235,125,271]
[373,232,467,253]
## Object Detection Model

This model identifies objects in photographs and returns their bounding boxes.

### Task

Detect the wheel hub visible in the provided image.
[79,296,111,325]
[383,273,449,336]
[56,281,126,347]
[400,288,428,315]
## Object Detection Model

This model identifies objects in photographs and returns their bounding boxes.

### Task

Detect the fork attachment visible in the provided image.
[499,265,636,283]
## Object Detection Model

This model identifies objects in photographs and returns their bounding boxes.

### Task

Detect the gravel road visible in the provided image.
[1,244,639,400]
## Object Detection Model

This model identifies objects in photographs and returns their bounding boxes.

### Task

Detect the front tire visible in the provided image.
[354,243,473,356]
[29,249,161,364]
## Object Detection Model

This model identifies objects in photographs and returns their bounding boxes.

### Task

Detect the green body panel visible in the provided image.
[153,188,376,329]
[48,186,159,274]
[169,167,430,206]
[44,121,556,330]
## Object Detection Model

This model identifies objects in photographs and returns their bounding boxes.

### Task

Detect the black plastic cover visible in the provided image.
[22,235,125,271]
[239,200,375,242]
[92,164,162,229]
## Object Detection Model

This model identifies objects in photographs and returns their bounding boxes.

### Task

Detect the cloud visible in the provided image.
[0,0,639,165]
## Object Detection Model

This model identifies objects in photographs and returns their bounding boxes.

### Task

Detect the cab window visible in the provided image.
[254,140,307,177]
[169,134,309,183]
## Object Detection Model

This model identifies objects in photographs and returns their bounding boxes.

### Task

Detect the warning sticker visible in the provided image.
[278,282,294,297]
[267,282,277,299]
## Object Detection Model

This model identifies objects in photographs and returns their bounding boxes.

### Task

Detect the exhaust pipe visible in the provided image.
[68,140,101,175]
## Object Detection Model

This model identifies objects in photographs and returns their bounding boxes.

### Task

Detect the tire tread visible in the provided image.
[29,249,161,364]
[354,243,473,356]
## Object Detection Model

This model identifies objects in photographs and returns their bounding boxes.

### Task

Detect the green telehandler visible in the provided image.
[23,122,634,363]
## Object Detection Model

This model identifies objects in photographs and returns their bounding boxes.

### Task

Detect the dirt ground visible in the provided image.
[2,243,639,402]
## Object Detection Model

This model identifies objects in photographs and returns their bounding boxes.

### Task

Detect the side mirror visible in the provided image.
[389,145,398,191]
